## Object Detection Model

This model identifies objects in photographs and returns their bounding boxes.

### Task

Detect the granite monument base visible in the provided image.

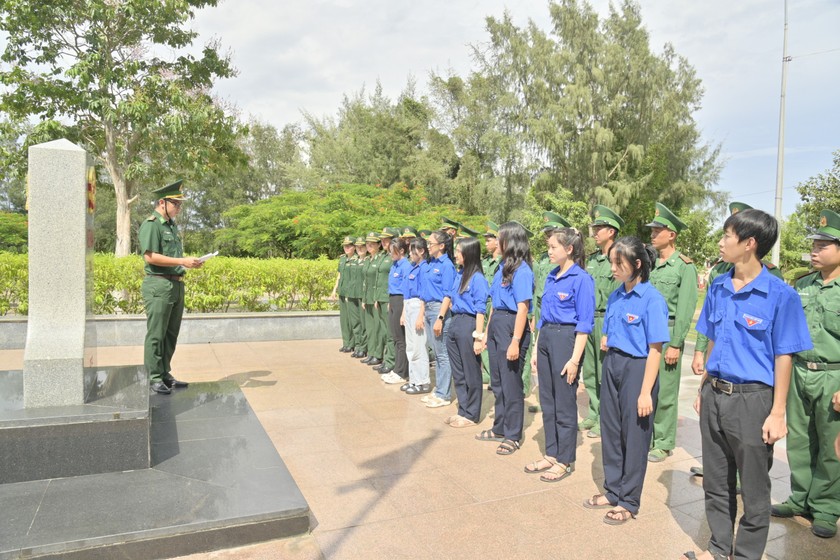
[0,366,150,484]
[0,380,310,559]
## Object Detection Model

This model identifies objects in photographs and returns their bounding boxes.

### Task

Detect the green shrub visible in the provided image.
[0,252,338,315]
[784,266,811,285]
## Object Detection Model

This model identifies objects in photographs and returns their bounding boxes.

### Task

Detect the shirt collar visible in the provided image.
[431,254,450,265]
[722,265,772,295]
[619,280,650,298]
[549,263,581,279]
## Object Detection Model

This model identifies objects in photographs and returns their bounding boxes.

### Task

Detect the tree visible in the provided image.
[0,0,242,256]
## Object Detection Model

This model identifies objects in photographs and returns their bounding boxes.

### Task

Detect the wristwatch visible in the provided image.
[437,315,445,321]
[472,330,484,340]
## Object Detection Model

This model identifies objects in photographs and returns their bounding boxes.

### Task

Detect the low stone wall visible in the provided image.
[0,311,341,350]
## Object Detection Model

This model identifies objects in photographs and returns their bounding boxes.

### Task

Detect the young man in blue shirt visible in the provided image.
[683,209,813,560]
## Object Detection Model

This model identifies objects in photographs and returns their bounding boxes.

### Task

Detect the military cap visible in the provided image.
[365,231,381,243]
[152,180,186,200]
[729,201,752,215]
[440,217,462,231]
[419,229,433,239]
[484,220,499,237]
[379,227,398,239]
[399,226,418,239]
[509,221,534,239]
[645,202,688,233]
[458,225,480,238]
[342,235,356,246]
[806,210,840,243]
[542,211,571,231]
[591,205,624,230]
[353,236,366,246]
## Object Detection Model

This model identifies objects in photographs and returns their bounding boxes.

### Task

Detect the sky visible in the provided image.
[191,0,840,219]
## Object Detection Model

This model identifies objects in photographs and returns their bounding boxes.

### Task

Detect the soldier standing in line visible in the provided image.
[361,232,384,367]
[370,230,393,373]
[646,202,698,463]
[771,209,840,539]
[376,227,399,374]
[349,237,368,359]
[331,236,356,353]
[580,205,623,438]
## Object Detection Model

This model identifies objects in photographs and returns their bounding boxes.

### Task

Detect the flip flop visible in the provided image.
[449,416,476,428]
[582,494,613,509]
[475,429,505,442]
[603,508,635,525]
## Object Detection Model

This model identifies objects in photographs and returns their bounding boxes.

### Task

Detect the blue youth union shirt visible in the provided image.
[389,258,411,295]
[490,262,534,312]
[420,253,456,303]
[405,261,425,299]
[696,267,813,385]
[447,271,490,315]
[603,281,670,358]
[538,263,596,333]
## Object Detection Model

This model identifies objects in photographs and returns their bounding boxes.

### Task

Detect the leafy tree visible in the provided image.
[0,211,27,252]
[0,0,242,256]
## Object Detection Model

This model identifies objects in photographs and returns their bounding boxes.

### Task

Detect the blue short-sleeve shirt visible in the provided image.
[490,262,534,312]
[603,281,670,357]
[405,261,425,299]
[388,257,411,295]
[696,267,813,385]
[420,254,456,303]
[447,271,490,315]
[538,263,596,333]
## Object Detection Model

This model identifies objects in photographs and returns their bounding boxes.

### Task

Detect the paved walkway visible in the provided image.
[0,341,834,559]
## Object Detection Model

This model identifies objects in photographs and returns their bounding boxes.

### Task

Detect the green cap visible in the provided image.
[509,221,534,239]
[645,202,687,233]
[440,216,462,231]
[379,227,398,239]
[806,210,840,242]
[591,205,624,230]
[729,201,753,215]
[152,180,186,200]
[457,225,480,238]
[542,211,571,231]
[365,231,381,243]
[419,229,433,239]
[353,236,366,246]
[484,220,499,237]
[342,235,356,246]
[399,226,418,239]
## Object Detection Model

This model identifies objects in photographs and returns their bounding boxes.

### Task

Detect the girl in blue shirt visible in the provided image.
[436,237,489,428]
[526,228,595,482]
[584,237,670,524]
[401,237,432,394]
[476,222,534,455]
[382,237,412,385]
[422,231,457,408]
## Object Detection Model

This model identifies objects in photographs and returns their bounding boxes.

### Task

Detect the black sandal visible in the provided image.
[475,429,504,442]
[496,439,520,455]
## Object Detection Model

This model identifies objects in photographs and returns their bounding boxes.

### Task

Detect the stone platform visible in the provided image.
[0,379,310,559]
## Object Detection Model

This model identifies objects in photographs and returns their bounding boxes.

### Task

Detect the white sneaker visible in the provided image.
[425,396,452,408]
[383,372,404,384]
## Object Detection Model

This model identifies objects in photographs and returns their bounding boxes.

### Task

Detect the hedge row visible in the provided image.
[0,253,338,315]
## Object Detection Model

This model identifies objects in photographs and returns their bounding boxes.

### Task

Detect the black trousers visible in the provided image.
[446,313,483,422]
[700,380,774,560]
[487,310,531,442]
[536,324,579,464]
[387,295,407,378]
[600,349,658,515]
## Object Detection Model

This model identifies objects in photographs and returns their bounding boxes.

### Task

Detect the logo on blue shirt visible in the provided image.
[742,314,763,328]
[557,292,570,300]
[626,313,639,323]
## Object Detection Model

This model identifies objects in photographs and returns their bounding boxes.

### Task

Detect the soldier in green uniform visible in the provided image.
[419,229,433,240]
[349,237,368,358]
[139,180,203,395]
[581,205,623,437]
[332,236,356,353]
[361,232,385,366]
[771,209,840,539]
[370,230,394,372]
[482,221,502,385]
[377,227,399,374]
[689,202,783,478]
[646,202,698,462]
[441,217,461,239]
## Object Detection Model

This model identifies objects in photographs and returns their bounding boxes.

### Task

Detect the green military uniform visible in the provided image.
[337,236,355,350]
[647,202,698,459]
[481,221,501,384]
[139,181,187,387]
[362,233,381,359]
[372,241,393,363]
[582,205,623,433]
[781,210,840,536]
[379,228,398,369]
[347,238,366,355]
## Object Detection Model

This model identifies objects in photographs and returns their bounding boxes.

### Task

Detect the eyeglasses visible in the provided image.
[428,241,442,247]
[166,199,183,208]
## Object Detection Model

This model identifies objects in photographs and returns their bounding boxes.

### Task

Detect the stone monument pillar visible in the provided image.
[23,139,95,407]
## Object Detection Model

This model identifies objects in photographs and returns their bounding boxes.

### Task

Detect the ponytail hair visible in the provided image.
[390,237,408,259]
[456,237,483,293]
[609,236,656,283]
[431,231,454,262]
[549,227,586,268]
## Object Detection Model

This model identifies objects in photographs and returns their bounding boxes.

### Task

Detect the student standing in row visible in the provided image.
[646,202,697,463]
[482,221,502,386]
[526,227,594,482]
[332,236,357,353]
[581,205,623,438]
[476,222,534,455]
[771,209,840,539]
[437,236,489,428]
[402,233,432,395]
[349,237,368,359]
[381,236,411,385]
[422,231,457,408]
[682,209,812,560]
[583,237,669,524]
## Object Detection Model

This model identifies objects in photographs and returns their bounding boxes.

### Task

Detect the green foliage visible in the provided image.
[0,253,337,315]
[779,213,811,272]
[794,149,840,228]
[784,267,811,285]
[216,183,486,259]
[0,211,27,253]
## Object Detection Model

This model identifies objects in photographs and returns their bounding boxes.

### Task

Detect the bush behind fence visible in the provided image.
[0,253,337,316]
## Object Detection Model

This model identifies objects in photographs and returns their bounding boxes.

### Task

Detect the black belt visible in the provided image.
[494,309,518,315]
[794,357,840,371]
[542,322,576,329]
[594,311,606,318]
[707,376,770,395]
[389,293,404,297]
[148,274,183,282]
[452,312,477,318]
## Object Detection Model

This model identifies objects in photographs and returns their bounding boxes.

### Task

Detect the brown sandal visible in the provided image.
[524,458,554,474]
[582,494,613,509]
[539,462,574,483]
[603,508,635,525]
[496,439,520,455]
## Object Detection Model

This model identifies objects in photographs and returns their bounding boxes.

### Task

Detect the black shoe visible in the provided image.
[357,353,370,361]
[406,384,431,395]
[339,346,348,352]
[342,347,354,353]
[360,356,374,364]
[150,382,171,395]
[163,377,189,389]
[350,350,361,358]
[377,366,393,374]
[400,383,412,391]
[368,358,382,366]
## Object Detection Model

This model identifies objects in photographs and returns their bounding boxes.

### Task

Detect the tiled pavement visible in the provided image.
[0,341,836,559]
